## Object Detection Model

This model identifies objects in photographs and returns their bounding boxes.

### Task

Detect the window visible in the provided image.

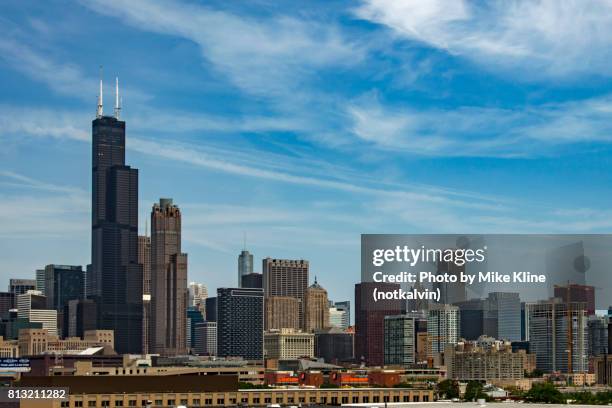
[352,396,359,403]
[423,395,429,402]
[180,400,188,405]
[115,401,124,407]
[192,399,201,406]
[61,402,69,408]
[154,400,162,406]
[204,398,213,405]
[384,396,390,402]
[216,399,224,405]
[167,400,174,406]
[373,396,380,403]
[264,398,271,404]
[413,395,420,402]
[75,402,83,407]
[342,396,348,404]
[128,401,136,407]
[393,396,400,402]
[88,401,97,407]
[101,401,110,407]
[404,396,410,402]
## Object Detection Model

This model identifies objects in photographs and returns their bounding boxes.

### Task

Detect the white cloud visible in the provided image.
[347,95,612,157]
[356,0,612,78]
[80,0,363,96]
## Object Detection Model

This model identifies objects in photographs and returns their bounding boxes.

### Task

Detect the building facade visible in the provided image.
[263,258,309,328]
[90,107,143,354]
[427,304,459,356]
[527,299,588,373]
[16,291,57,336]
[217,288,264,360]
[265,296,300,331]
[314,327,354,364]
[42,264,85,311]
[264,328,314,360]
[238,250,254,287]
[304,280,329,332]
[193,321,217,356]
[384,315,415,367]
[150,198,188,356]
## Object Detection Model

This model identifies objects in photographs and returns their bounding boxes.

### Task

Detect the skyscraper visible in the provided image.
[42,265,85,311]
[9,279,36,296]
[355,282,402,367]
[17,291,57,336]
[138,235,151,354]
[427,304,460,356]
[150,198,188,356]
[265,296,300,330]
[554,283,596,316]
[217,287,264,360]
[238,250,254,287]
[263,258,309,327]
[188,282,208,314]
[384,315,416,367]
[486,292,521,341]
[527,298,588,373]
[90,78,142,354]
[304,279,329,332]
[334,301,351,329]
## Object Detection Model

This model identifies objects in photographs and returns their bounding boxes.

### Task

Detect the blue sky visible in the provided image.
[2,0,612,306]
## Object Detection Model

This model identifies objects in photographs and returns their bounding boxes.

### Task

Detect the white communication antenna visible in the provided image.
[114,76,121,119]
[96,65,104,118]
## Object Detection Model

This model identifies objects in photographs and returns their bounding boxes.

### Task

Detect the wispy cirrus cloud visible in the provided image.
[347,95,612,157]
[80,0,364,97]
[355,0,612,79]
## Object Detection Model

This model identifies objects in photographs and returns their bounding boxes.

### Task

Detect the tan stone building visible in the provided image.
[446,340,526,381]
[264,328,314,359]
[18,329,114,356]
[303,279,329,332]
[262,258,309,327]
[0,336,19,357]
[264,296,299,330]
[150,198,188,356]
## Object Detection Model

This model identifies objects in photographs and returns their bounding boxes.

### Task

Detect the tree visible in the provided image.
[464,381,487,401]
[524,382,564,404]
[437,379,459,399]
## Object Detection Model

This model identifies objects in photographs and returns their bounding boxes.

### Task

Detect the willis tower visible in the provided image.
[91,74,143,353]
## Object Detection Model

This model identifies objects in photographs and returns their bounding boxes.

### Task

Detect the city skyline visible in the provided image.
[4,0,612,307]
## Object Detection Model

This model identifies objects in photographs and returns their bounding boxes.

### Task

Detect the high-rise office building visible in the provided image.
[150,198,188,356]
[186,306,204,349]
[427,304,460,356]
[238,250,254,287]
[455,298,485,340]
[315,327,354,364]
[35,270,46,293]
[435,259,465,305]
[138,235,151,354]
[304,279,329,332]
[188,282,207,314]
[265,296,300,330]
[355,282,402,367]
[90,81,143,354]
[329,307,344,329]
[241,273,263,289]
[0,292,14,320]
[554,283,596,316]
[486,292,521,341]
[217,287,264,360]
[9,279,36,296]
[193,321,217,356]
[17,291,57,336]
[334,301,350,329]
[588,315,609,357]
[63,298,97,338]
[527,298,588,373]
[42,265,84,311]
[262,258,309,327]
[205,297,217,322]
[384,315,416,367]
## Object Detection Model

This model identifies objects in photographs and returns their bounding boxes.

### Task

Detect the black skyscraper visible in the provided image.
[217,288,263,360]
[90,79,142,354]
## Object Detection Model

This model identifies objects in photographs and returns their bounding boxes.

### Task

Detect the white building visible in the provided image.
[264,328,314,360]
[17,290,57,336]
[194,321,217,356]
[427,304,459,356]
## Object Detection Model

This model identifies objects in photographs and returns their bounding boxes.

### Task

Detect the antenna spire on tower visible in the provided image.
[114,76,121,119]
[96,65,104,118]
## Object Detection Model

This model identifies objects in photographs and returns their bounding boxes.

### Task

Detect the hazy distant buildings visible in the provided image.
[263,258,309,328]
[90,97,143,354]
[150,198,188,356]
[265,296,300,331]
[9,279,36,296]
[527,298,588,373]
[436,259,465,305]
[238,250,254,287]
[427,304,460,356]
[217,287,264,360]
[304,279,329,332]
[486,292,521,341]
[588,315,609,357]
[384,315,415,367]
[554,283,595,316]
[355,282,402,367]
[0,292,14,320]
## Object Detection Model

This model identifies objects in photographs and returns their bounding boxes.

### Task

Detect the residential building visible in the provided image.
[217,288,264,360]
